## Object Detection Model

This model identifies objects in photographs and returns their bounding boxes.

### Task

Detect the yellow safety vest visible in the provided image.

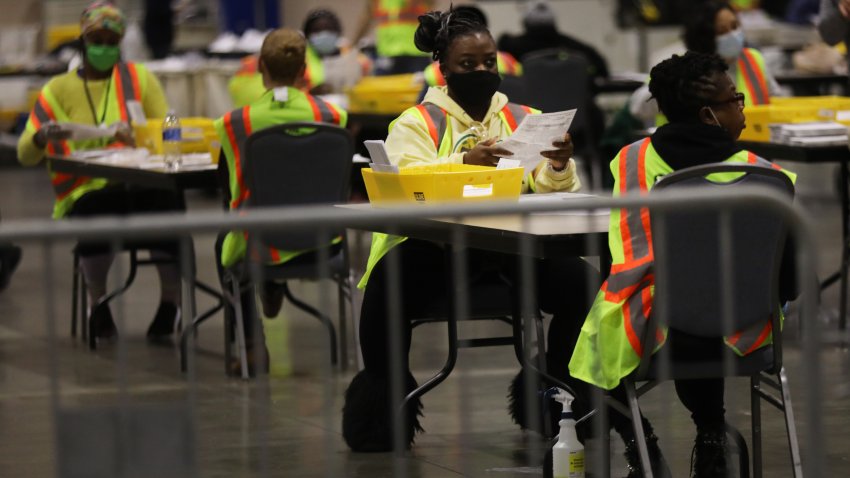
[215,88,347,267]
[25,62,149,218]
[375,0,430,57]
[358,101,537,289]
[568,137,796,390]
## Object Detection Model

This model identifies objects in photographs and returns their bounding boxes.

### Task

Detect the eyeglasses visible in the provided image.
[708,92,746,109]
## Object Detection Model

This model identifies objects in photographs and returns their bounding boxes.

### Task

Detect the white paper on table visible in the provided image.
[364,139,399,173]
[519,192,609,216]
[498,109,576,175]
[496,158,521,169]
[61,122,119,141]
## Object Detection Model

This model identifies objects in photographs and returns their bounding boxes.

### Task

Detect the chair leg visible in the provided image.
[71,253,79,338]
[777,367,804,478]
[231,278,250,380]
[751,375,763,478]
[624,379,654,478]
[80,273,88,343]
[336,277,348,372]
[282,284,338,367]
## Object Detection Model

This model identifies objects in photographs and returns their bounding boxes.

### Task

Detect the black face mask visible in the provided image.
[445,70,501,108]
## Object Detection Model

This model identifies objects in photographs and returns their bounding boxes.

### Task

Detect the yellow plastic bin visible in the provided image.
[347,74,423,115]
[134,117,216,154]
[362,164,524,205]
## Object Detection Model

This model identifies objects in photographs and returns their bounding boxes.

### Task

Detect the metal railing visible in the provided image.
[0,188,825,478]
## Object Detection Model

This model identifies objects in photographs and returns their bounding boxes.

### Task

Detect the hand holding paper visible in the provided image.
[497,109,577,174]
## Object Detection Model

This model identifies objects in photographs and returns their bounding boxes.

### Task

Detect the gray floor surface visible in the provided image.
[0,160,847,477]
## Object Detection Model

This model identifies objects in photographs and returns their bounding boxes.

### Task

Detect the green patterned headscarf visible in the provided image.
[80,1,126,37]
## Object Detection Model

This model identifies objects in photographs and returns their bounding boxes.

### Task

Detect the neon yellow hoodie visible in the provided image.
[359,86,582,288]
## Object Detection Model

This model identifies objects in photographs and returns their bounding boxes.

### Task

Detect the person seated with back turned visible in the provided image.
[17,1,182,342]
[342,7,599,453]
[214,28,348,375]
[569,51,798,478]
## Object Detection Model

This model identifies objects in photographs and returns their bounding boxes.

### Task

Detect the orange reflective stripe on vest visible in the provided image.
[416,103,447,148]
[498,52,519,75]
[305,95,341,124]
[601,138,657,356]
[375,0,429,21]
[51,173,89,200]
[32,95,71,156]
[114,63,142,122]
[223,107,254,208]
[738,50,770,106]
[747,151,781,170]
[500,103,532,132]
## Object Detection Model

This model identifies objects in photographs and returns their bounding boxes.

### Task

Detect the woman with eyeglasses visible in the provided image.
[570,51,798,478]
[342,7,597,454]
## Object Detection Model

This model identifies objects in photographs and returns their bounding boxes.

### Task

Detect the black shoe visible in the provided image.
[260,281,285,318]
[624,432,672,478]
[691,429,729,478]
[90,305,117,340]
[342,370,423,452]
[508,367,559,437]
[146,302,180,340]
[0,245,22,291]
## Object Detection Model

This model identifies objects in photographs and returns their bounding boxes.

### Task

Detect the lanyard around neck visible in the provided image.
[83,75,112,126]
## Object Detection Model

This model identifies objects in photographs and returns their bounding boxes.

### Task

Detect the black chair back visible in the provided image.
[521,49,590,127]
[243,122,353,251]
[651,163,794,338]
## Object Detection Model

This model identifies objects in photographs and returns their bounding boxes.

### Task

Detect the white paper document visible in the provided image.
[60,122,120,141]
[498,109,576,174]
[364,140,399,173]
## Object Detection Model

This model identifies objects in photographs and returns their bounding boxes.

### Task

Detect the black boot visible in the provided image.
[342,370,423,452]
[90,304,117,340]
[624,432,672,478]
[691,429,729,478]
[147,302,180,341]
[508,367,557,436]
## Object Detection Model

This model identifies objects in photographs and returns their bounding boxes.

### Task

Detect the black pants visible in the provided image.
[607,331,727,439]
[359,238,599,395]
[68,184,183,256]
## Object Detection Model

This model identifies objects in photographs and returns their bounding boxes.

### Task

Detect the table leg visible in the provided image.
[840,160,849,331]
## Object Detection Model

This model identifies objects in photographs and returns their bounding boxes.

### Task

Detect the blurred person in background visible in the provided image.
[16,1,182,343]
[819,0,850,63]
[143,0,175,59]
[228,9,369,107]
[354,0,434,74]
[497,0,610,83]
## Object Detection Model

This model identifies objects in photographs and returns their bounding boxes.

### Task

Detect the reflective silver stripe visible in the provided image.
[739,54,768,105]
[229,108,250,160]
[33,99,52,125]
[313,98,339,124]
[421,102,447,150]
[116,62,139,103]
[506,103,529,130]
[731,317,772,354]
[605,261,651,295]
[623,139,650,260]
[626,282,651,354]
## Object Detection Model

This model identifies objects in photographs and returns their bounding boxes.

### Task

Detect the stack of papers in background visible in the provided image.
[770,122,848,146]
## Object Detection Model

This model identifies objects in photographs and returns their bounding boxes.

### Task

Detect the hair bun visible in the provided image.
[414,11,443,54]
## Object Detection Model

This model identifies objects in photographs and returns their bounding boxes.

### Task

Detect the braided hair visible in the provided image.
[413,8,490,62]
[649,52,729,123]
[303,8,342,36]
[683,1,734,54]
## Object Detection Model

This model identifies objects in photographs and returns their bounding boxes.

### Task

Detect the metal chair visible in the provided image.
[520,49,603,188]
[224,122,357,378]
[618,163,801,478]
[71,244,186,350]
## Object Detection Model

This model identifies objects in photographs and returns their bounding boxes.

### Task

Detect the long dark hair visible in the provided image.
[683,1,735,54]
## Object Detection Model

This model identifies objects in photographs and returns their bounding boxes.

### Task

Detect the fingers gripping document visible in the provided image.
[497,109,577,174]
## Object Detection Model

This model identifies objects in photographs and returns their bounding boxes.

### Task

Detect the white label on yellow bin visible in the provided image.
[836,110,850,122]
[463,184,494,198]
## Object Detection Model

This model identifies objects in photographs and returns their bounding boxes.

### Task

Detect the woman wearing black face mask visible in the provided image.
[343,8,598,454]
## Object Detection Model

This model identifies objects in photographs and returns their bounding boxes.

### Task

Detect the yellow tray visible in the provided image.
[134,117,217,155]
[347,74,423,115]
[362,164,523,205]
[741,96,850,142]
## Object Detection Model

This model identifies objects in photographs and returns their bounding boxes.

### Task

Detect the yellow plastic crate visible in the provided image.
[347,74,423,115]
[362,164,524,205]
[46,24,81,51]
[134,117,217,155]
[741,96,850,142]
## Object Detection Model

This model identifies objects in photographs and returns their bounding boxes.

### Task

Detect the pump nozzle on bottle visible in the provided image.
[547,387,584,478]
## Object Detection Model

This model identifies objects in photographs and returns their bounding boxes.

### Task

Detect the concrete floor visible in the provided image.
[0,160,848,477]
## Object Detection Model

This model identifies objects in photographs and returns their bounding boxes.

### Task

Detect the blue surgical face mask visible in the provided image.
[716,28,745,61]
[309,31,339,56]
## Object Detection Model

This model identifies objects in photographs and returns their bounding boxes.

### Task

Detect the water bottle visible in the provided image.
[162,110,182,170]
